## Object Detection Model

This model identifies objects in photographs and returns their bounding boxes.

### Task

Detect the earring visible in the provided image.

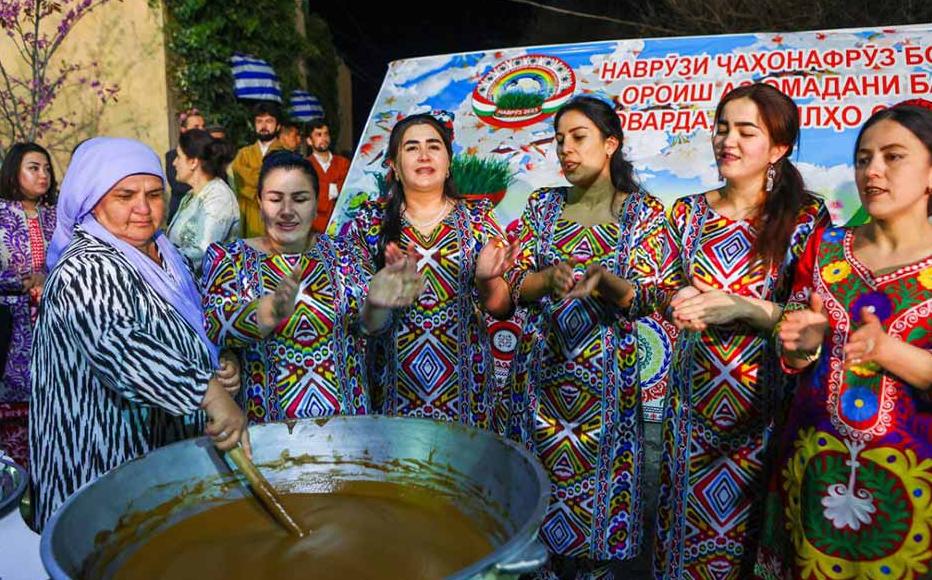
[765,163,776,193]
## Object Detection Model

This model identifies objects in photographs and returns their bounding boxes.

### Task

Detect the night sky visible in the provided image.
[311,2,651,142]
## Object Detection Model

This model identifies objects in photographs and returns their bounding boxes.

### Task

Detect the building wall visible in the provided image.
[0,1,171,173]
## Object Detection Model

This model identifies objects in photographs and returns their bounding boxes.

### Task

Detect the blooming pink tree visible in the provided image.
[0,0,120,160]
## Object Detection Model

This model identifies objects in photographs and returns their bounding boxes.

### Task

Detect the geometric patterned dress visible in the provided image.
[654,192,826,579]
[343,198,504,429]
[754,226,932,580]
[201,235,371,422]
[500,186,682,563]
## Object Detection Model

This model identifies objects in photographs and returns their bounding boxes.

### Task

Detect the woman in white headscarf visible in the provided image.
[29,137,248,531]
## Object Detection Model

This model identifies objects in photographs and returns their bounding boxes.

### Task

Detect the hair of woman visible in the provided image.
[714,83,808,265]
[0,142,58,205]
[177,129,235,181]
[376,113,461,268]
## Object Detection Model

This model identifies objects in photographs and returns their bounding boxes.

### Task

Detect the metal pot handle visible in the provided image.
[493,538,549,575]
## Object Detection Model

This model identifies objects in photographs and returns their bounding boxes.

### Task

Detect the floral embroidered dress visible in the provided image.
[344,198,504,429]
[754,226,932,580]
[0,199,55,466]
[202,235,371,422]
[500,187,681,561]
[654,192,826,579]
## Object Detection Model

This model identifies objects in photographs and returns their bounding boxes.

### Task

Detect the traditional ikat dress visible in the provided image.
[500,187,682,561]
[202,236,371,422]
[754,227,932,580]
[344,199,504,429]
[653,192,826,578]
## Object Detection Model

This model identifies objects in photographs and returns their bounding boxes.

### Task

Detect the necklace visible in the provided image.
[404,198,451,230]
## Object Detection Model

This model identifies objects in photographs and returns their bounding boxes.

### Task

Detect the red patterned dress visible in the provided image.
[653,192,826,579]
[755,226,932,579]
[344,198,505,429]
[500,187,682,562]
[201,236,371,422]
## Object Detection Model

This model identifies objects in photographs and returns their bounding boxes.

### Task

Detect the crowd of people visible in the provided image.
[0,86,930,580]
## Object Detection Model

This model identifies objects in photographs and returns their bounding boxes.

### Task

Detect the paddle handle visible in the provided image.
[227,446,306,537]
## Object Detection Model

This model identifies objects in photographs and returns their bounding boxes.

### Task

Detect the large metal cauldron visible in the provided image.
[41,416,550,579]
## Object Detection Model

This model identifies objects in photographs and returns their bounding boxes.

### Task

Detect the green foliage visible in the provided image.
[160,0,339,148]
[452,154,515,195]
[494,90,545,111]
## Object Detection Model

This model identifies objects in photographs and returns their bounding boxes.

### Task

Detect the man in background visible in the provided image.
[278,120,303,153]
[231,101,283,237]
[305,119,349,234]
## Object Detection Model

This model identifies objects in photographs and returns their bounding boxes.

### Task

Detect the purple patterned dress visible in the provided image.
[0,199,55,466]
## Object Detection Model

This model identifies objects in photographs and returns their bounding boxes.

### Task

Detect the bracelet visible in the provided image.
[789,343,822,364]
[776,334,822,364]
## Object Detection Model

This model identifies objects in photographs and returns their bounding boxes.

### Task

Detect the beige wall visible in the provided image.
[0,0,170,174]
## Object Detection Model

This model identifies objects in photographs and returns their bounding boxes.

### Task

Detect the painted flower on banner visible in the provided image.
[821,260,851,284]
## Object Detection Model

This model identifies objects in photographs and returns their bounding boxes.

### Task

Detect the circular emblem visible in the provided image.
[472,54,576,129]
[489,320,521,360]
[636,316,673,392]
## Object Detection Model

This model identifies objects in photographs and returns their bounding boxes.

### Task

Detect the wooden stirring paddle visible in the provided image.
[227,446,307,538]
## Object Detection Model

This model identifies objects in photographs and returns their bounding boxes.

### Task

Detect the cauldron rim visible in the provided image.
[41,415,551,579]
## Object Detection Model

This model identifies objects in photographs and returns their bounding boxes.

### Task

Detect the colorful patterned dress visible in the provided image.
[201,236,371,422]
[0,199,55,467]
[654,192,826,579]
[500,187,682,562]
[755,226,932,580]
[344,198,504,429]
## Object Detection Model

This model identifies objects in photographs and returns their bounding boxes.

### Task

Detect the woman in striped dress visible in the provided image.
[29,138,247,531]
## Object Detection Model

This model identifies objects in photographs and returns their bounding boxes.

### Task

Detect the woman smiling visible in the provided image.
[654,84,828,578]
[344,112,514,429]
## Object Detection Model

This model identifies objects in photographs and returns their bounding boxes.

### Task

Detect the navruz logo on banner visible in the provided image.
[471,54,576,128]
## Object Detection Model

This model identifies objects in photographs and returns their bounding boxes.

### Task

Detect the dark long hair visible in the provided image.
[178,129,234,180]
[715,83,807,265]
[0,142,57,205]
[376,113,460,268]
[552,96,641,195]
[854,103,932,215]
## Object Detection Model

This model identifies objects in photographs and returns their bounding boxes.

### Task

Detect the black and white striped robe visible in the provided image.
[29,227,214,531]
